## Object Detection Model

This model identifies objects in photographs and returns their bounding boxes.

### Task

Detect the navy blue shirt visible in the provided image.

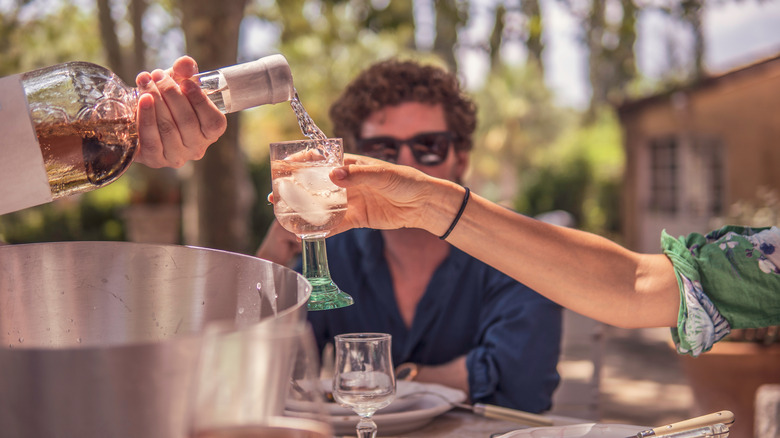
[304,229,562,412]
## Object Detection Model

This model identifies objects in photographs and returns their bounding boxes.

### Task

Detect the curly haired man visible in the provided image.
[257,59,562,412]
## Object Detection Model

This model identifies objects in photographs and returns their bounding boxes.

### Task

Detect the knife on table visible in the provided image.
[643,424,731,438]
[630,411,734,438]
[452,401,553,427]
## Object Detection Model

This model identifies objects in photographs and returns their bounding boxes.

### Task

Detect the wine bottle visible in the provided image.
[0,54,294,215]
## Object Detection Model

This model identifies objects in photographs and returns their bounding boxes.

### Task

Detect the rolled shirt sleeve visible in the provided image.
[465,269,562,412]
[662,226,780,356]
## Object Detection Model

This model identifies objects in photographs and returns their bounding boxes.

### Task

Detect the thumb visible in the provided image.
[329,163,385,188]
[330,160,410,189]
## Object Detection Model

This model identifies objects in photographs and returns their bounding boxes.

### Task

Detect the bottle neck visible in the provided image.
[209,55,295,113]
[126,55,294,117]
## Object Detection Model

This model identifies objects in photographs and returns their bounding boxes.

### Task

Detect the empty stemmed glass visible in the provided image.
[269,138,354,311]
[332,333,396,438]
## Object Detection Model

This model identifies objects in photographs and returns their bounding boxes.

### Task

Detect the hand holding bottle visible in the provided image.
[1,53,293,215]
[135,56,227,169]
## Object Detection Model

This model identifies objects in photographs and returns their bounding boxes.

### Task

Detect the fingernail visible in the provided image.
[151,69,165,82]
[137,73,152,88]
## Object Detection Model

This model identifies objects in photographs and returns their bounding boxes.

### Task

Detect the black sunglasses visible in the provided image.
[356,131,455,166]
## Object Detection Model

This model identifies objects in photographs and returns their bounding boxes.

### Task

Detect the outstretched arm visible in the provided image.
[329,156,680,328]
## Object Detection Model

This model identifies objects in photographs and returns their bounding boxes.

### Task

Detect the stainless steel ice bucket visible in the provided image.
[0,241,311,438]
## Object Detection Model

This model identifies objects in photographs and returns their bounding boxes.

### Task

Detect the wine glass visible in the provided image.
[269,138,354,311]
[187,320,332,438]
[332,333,396,438]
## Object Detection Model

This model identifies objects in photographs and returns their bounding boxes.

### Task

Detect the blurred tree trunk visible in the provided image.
[129,0,147,71]
[95,0,147,77]
[490,1,545,73]
[680,0,705,79]
[614,0,637,87]
[585,0,638,120]
[96,0,126,79]
[434,0,466,73]
[179,0,254,253]
[97,0,183,245]
[586,0,607,117]
[488,4,505,71]
[521,0,544,74]
[654,1,705,83]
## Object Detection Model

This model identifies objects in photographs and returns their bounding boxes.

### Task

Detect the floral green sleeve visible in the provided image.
[662,226,780,356]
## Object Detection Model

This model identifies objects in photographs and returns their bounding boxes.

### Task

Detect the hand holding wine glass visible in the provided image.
[333,333,395,438]
[135,56,228,169]
[269,138,354,310]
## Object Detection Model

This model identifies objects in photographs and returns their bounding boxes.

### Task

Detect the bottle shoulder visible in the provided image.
[21,61,115,82]
[21,60,137,124]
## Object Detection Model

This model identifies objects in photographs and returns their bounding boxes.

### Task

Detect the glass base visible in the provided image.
[306,277,354,311]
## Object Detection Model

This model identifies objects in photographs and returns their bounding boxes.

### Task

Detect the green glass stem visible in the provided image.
[301,236,354,311]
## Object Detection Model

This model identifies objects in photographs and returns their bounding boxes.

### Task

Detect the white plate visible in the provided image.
[494,423,647,438]
[286,381,467,435]
[286,379,425,415]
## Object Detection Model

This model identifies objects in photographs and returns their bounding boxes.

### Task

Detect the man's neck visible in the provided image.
[381,228,451,328]
[381,228,450,269]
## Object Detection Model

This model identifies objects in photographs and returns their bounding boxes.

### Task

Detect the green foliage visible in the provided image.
[247,158,275,253]
[241,0,434,161]
[0,1,123,244]
[0,180,130,243]
[239,0,467,251]
[475,63,572,157]
[515,108,625,237]
[469,62,576,202]
[241,0,430,249]
[519,156,591,220]
[0,2,103,76]
[0,0,631,247]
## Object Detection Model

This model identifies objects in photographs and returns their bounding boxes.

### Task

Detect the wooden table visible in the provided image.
[378,409,589,437]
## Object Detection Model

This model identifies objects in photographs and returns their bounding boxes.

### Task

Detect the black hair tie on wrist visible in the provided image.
[439,187,470,240]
